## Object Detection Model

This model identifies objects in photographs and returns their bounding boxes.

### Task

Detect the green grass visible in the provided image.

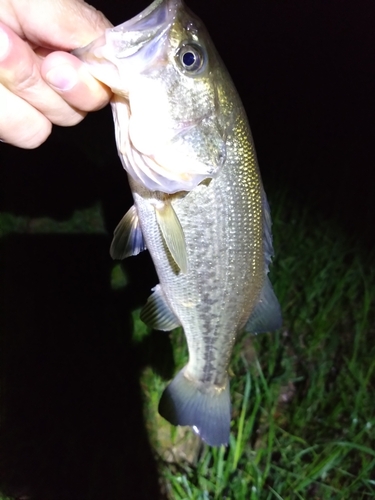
[1,188,374,499]
[136,189,375,499]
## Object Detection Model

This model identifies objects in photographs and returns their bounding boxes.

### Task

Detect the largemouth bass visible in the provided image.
[73,0,282,446]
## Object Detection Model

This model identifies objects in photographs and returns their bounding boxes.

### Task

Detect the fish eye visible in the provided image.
[177,43,205,73]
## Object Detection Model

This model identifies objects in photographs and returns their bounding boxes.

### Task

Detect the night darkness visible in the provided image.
[0,1,374,499]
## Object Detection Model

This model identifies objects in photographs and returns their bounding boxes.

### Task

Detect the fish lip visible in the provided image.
[104,0,181,59]
[114,0,180,32]
[72,0,182,62]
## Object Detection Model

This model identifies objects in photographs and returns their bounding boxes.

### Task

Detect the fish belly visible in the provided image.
[130,116,265,446]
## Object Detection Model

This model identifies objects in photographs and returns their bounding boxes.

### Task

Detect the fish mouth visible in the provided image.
[73,0,181,60]
[103,0,180,59]
[72,0,182,89]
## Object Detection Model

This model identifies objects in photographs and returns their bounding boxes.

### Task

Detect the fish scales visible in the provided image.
[73,0,282,446]
[131,108,263,406]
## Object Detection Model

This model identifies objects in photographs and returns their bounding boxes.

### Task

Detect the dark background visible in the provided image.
[0,1,374,499]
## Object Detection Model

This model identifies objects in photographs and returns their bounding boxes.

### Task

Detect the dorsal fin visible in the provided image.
[244,276,282,334]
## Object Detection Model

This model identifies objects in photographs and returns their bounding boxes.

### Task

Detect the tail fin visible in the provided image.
[158,368,231,447]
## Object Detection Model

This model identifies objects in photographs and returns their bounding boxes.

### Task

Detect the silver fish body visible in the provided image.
[74,0,282,446]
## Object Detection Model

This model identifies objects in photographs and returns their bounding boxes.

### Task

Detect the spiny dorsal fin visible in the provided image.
[110,205,146,260]
[140,284,181,331]
[244,276,282,334]
[155,201,188,274]
[261,187,274,270]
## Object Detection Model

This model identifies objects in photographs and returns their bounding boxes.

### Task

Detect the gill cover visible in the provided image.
[72,0,227,194]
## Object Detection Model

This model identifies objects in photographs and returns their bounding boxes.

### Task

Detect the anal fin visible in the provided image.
[140,284,181,331]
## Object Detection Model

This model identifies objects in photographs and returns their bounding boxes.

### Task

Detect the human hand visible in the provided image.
[0,0,112,148]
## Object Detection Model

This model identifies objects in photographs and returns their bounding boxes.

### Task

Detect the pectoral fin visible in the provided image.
[155,202,188,274]
[245,276,282,334]
[140,284,181,331]
[110,205,146,260]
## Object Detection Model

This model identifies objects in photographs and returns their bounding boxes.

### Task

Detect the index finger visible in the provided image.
[0,22,83,125]
[1,0,112,49]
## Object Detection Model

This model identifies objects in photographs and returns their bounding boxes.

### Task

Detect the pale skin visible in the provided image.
[0,0,113,148]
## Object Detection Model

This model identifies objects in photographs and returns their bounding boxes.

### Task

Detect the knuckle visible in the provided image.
[19,121,52,149]
[51,109,86,127]
[14,61,41,93]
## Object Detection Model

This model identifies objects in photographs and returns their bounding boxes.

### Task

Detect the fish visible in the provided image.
[73,0,282,447]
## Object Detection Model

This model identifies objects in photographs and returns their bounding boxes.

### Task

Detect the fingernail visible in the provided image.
[45,65,78,91]
[0,28,10,61]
